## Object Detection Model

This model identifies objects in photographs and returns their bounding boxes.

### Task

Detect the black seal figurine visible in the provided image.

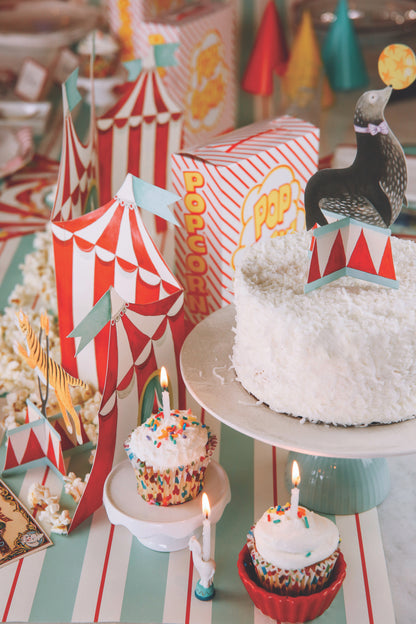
[305,86,407,230]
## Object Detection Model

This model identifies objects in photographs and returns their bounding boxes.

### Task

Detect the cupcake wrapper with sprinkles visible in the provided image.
[125,434,217,506]
[246,529,339,597]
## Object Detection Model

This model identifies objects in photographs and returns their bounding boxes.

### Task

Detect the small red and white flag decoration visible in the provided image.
[305,216,398,292]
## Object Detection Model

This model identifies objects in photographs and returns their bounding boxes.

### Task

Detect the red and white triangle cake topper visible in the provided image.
[305,216,398,292]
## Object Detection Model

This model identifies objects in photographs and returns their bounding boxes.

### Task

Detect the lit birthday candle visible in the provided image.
[202,492,211,561]
[160,367,170,419]
[290,460,300,520]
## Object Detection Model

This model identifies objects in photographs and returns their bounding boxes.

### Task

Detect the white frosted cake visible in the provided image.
[232,231,416,425]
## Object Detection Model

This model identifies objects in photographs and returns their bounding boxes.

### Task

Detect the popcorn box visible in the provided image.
[108,1,237,148]
[172,116,320,326]
[106,0,191,60]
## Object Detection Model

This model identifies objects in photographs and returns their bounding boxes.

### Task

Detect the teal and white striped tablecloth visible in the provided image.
[0,236,396,623]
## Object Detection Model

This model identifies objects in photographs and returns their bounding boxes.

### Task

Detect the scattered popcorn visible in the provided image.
[0,226,101,445]
[1,223,102,538]
[78,391,101,446]
[28,482,53,510]
[50,510,72,534]
[28,481,72,535]
[63,472,90,503]
[39,501,60,521]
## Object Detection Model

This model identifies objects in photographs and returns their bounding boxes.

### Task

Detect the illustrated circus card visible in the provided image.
[0,479,52,568]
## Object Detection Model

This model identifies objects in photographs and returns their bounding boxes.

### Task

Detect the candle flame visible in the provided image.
[292,460,300,487]
[160,366,168,390]
[202,492,211,518]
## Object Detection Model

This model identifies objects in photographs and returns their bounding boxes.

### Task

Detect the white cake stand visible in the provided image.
[180,305,416,514]
[103,459,231,551]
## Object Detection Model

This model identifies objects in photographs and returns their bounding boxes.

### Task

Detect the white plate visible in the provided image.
[103,459,231,552]
[180,304,416,458]
[0,127,33,178]
[0,100,51,135]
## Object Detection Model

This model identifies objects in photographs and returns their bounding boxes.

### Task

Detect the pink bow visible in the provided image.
[354,121,389,136]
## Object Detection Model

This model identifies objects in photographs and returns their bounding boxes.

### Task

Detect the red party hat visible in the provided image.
[242,0,288,96]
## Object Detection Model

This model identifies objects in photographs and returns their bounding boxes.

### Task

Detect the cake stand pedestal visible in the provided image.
[180,305,416,515]
[103,459,231,551]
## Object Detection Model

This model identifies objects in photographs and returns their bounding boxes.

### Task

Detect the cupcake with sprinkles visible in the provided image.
[124,408,216,506]
[246,503,340,596]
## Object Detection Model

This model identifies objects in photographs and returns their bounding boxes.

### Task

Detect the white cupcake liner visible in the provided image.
[125,434,217,506]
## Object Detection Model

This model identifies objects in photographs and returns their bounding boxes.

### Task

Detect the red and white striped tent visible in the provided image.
[51,69,99,222]
[96,64,183,230]
[68,285,185,531]
[51,174,184,395]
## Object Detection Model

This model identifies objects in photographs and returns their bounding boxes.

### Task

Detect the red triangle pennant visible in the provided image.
[46,433,57,468]
[21,428,44,464]
[378,237,396,280]
[307,239,321,282]
[4,440,19,469]
[323,230,346,275]
[58,449,66,475]
[53,419,75,451]
[347,229,376,274]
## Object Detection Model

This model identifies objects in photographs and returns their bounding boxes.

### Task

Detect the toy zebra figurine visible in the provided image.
[16,310,88,445]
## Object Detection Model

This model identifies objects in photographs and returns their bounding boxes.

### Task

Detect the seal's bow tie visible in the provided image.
[354,121,389,136]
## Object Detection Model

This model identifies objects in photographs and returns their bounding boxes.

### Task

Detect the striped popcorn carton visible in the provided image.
[108,1,237,149]
[172,116,320,327]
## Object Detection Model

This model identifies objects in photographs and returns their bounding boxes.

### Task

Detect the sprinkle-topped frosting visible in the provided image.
[126,409,209,470]
[253,505,339,570]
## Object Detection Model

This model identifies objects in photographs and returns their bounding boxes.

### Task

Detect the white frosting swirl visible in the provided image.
[253,506,339,569]
[127,409,209,470]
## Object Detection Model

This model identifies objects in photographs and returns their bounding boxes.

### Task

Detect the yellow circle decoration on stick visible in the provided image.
[378,44,416,90]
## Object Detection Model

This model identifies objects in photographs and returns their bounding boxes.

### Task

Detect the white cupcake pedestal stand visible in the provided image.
[103,459,231,551]
[180,305,416,515]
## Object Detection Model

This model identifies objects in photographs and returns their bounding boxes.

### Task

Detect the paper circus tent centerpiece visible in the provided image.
[96,51,184,210]
[51,69,98,222]
[51,174,183,395]
[68,285,185,532]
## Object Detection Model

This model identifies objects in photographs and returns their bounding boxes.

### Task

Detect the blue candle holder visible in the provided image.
[285,451,390,515]
[195,580,215,601]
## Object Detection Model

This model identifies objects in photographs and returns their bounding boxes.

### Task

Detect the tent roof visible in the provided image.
[97,69,182,132]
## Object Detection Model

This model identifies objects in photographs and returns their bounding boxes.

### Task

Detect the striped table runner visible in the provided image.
[0,238,395,624]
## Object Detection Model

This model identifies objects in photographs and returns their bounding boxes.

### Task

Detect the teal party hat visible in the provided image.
[322,0,368,91]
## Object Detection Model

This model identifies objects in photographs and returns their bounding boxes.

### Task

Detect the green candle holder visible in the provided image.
[285,451,390,515]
